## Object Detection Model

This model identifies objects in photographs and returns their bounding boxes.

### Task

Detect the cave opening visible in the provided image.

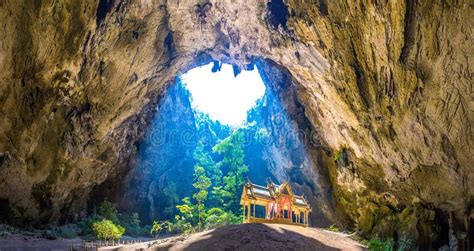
[181,62,265,126]
[112,59,325,233]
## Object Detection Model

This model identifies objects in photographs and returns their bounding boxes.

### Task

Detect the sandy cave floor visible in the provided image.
[0,223,367,251]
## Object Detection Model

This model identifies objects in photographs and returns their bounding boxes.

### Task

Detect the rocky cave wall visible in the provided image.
[0,0,472,247]
[114,80,197,223]
[253,59,338,226]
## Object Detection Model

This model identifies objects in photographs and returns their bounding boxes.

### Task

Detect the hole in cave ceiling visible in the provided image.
[113,60,318,227]
[181,63,265,126]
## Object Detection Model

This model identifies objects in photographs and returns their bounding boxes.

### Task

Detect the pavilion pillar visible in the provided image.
[253,201,256,218]
[247,203,250,221]
[249,202,252,218]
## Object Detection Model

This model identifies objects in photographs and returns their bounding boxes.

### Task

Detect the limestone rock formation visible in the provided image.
[0,0,472,248]
[115,81,197,222]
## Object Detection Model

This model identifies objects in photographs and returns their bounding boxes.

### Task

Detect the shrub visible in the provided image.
[98,200,119,224]
[326,224,340,232]
[150,221,173,237]
[367,237,393,251]
[119,212,141,237]
[92,219,125,240]
[173,215,194,234]
[397,235,415,251]
[77,215,100,237]
[204,208,239,229]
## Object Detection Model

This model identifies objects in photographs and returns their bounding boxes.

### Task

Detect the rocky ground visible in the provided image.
[0,223,366,251]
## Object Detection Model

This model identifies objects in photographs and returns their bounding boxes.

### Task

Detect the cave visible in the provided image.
[0,1,471,250]
[90,59,334,228]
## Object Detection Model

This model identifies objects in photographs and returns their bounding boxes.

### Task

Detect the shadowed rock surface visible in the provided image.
[0,0,472,248]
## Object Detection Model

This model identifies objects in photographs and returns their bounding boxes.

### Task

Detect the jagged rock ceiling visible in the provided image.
[0,0,472,244]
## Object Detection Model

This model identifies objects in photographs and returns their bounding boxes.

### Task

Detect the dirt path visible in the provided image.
[0,224,367,250]
[148,223,367,251]
[0,233,80,250]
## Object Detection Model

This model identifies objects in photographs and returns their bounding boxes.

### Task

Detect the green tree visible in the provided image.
[212,131,249,213]
[173,197,195,234]
[92,219,125,240]
[194,142,222,187]
[119,212,141,237]
[150,221,163,237]
[176,197,194,222]
[150,220,173,236]
[192,166,212,227]
[98,199,119,224]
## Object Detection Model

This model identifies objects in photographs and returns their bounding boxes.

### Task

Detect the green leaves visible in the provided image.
[212,131,249,214]
[192,165,212,227]
[193,166,212,191]
[98,199,119,224]
[150,220,173,236]
[176,197,194,220]
[164,119,251,233]
[92,219,125,240]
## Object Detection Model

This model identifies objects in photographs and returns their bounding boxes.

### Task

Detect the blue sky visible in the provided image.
[181,63,266,125]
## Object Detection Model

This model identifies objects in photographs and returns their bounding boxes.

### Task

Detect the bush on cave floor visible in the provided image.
[326,224,340,232]
[366,237,394,251]
[98,199,119,224]
[77,215,101,237]
[204,208,239,229]
[150,220,174,237]
[119,212,143,237]
[92,219,125,241]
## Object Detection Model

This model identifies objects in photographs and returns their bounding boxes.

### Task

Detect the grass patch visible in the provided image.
[326,224,340,232]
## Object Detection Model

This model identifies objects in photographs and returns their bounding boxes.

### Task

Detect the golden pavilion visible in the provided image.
[240,179,311,226]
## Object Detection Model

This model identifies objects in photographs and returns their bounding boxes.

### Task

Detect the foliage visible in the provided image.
[176,197,195,221]
[98,199,119,224]
[212,131,249,213]
[155,114,251,234]
[367,237,393,251]
[119,212,142,237]
[194,142,222,188]
[92,219,125,240]
[150,220,172,237]
[326,224,340,232]
[333,151,342,162]
[254,127,270,143]
[150,221,163,236]
[161,182,180,218]
[204,208,240,229]
[192,166,212,227]
[77,215,100,237]
[396,236,415,251]
[173,215,195,234]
